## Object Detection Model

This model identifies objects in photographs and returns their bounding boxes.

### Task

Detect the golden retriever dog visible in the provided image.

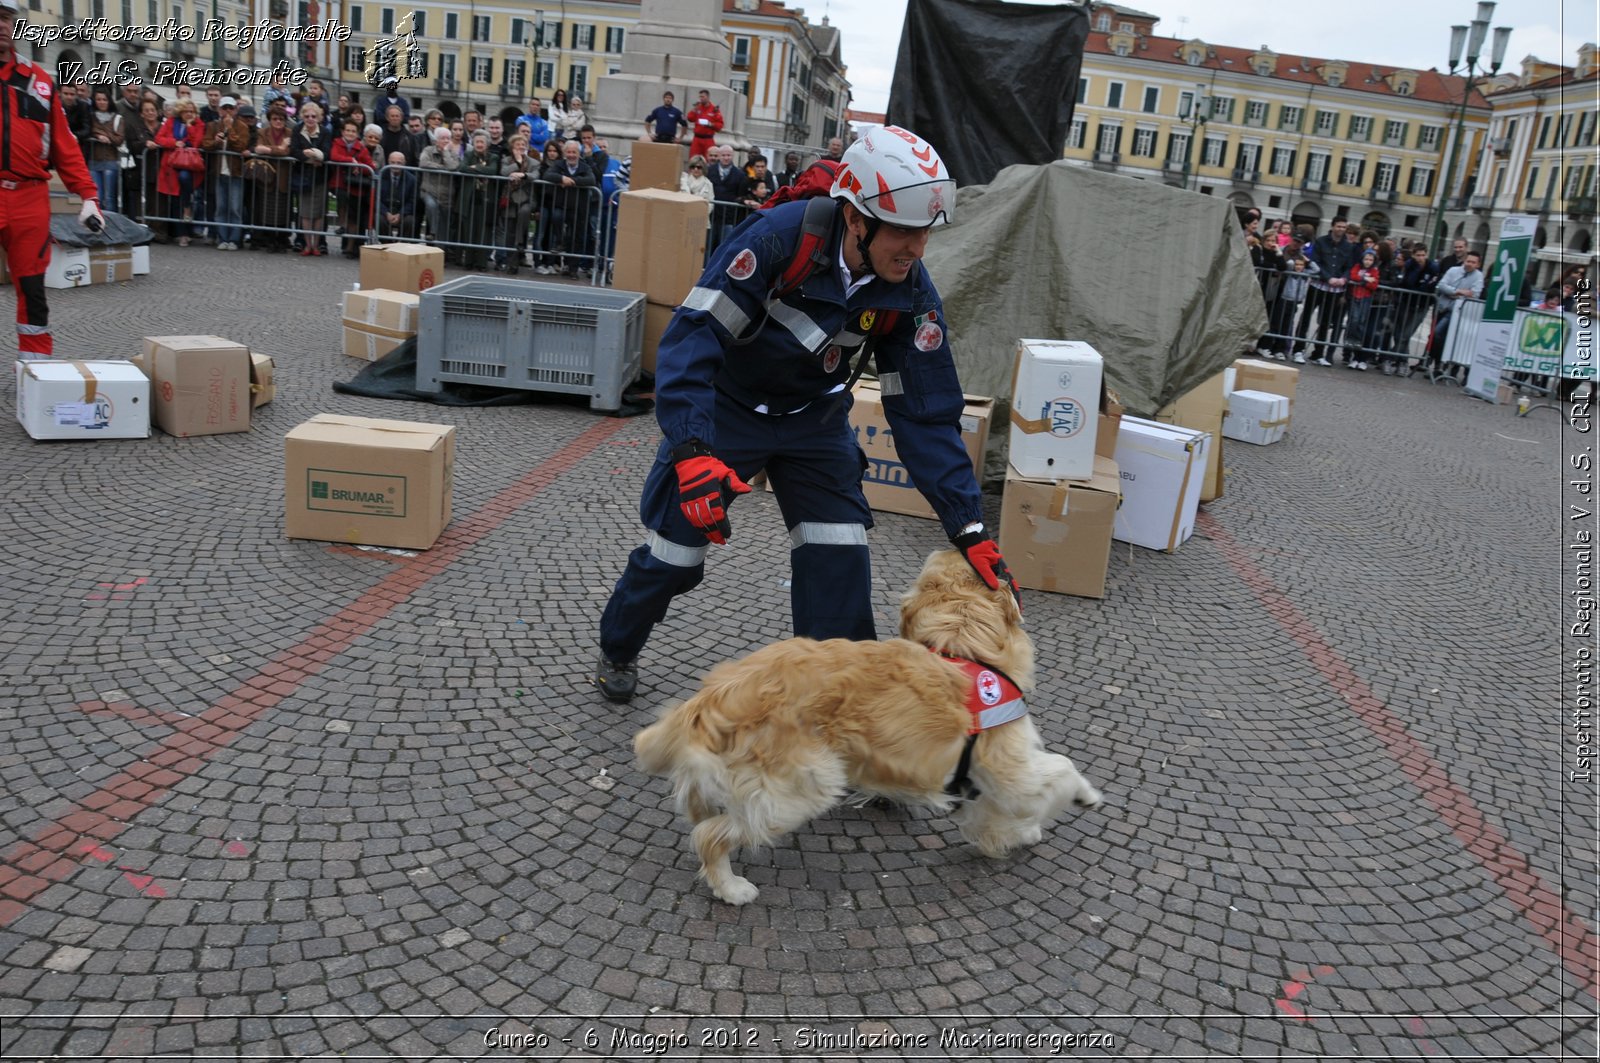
[634,549,1101,905]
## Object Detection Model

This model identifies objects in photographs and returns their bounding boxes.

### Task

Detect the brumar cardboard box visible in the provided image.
[999,455,1121,598]
[341,288,420,362]
[1156,370,1228,501]
[1112,416,1209,553]
[359,243,444,294]
[1222,388,1289,446]
[88,245,134,284]
[16,359,150,440]
[284,414,455,550]
[611,189,709,306]
[853,380,993,521]
[250,352,276,408]
[1009,339,1102,480]
[640,302,677,375]
[1232,358,1298,426]
[629,140,689,192]
[142,335,252,437]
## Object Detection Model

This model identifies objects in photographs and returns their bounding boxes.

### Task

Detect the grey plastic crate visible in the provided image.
[415,276,645,412]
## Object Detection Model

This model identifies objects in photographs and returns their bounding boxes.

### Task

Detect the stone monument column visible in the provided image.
[589,0,746,155]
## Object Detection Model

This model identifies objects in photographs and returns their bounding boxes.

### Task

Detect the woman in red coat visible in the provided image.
[329,117,376,257]
[154,99,205,246]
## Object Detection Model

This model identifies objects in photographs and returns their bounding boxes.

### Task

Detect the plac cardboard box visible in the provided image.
[284,414,456,550]
[999,455,1121,598]
[1009,339,1103,480]
[15,359,151,440]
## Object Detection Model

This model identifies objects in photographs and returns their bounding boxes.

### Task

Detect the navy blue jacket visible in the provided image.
[658,199,983,538]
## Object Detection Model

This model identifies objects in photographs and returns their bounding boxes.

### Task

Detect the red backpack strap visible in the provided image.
[771,195,837,299]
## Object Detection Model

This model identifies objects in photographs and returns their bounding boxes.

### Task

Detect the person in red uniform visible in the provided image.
[0,0,104,359]
[685,89,723,161]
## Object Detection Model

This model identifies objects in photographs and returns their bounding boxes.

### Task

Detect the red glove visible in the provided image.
[953,528,1021,608]
[672,440,751,545]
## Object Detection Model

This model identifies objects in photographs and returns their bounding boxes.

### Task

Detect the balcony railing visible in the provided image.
[1301,177,1328,192]
[1489,136,1511,155]
[1468,194,1492,211]
[1231,168,1259,184]
[1571,196,1597,217]
[1092,151,1121,167]
[435,77,459,93]
[1163,159,1188,173]
[1371,187,1398,203]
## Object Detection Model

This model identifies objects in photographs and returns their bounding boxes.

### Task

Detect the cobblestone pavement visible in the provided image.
[0,244,1594,1061]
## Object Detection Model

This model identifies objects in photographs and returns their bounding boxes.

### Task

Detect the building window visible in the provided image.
[1408,166,1434,197]
[348,5,361,31]
[535,61,554,89]
[1538,115,1553,149]
[1579,112,1597,146]
[732,35,750,67]
[1348,115,1372,141]
[147,0,157,21]
[504,58,524,90]
[1526,166,1540,202]
[1244,100,1267,127]
[568,65,588,97]
[1142,86,1159,113]
[343,43,364,71]
[471,55,491,82]
[1314,110,1337,137]
[1235,142,1260,173]
[1374,161,1399,192]
[1270,145,1296,176]
[1095,12,1110,30]
[444,11,457,38]
[1067,117,1086,149]
[438,53,455,83]
[605,27,625,53]
[1186,50,1202,66]
[1339,155,1366,187]
[1306,152,1330,182]
[1096,123,1122,156]
[471,15,489,41]
[1076,77,1087,104]
[540,21,560,47]
[571,24,594,50]
[1209,96,1234,123]
[1279,105,1303,132]
[1567,165,1585,197]
[788,94,806,126]
[1178,90,1194,118]
[380,6,392,33]
[730,76,748,96]
[1383,120,1407,147]
[1557,114,1573,145]
[1201,136,1226,168]
[1418,125,1442,151]
[1132,127,1156,157]
[1113,41,1130,57]
[1106,82,1123,109]
[1166,130,1191,166]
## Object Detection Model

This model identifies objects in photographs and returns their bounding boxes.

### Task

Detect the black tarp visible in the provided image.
[887,0,1087,188]
[50,211,154,247]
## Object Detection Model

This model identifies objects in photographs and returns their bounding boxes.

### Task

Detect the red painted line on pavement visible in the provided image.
[0,418,630,927]
[1201,511,1600,1003]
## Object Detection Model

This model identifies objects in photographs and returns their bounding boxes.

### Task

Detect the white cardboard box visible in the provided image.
[1223,389,1290,446]
[1112,416,1209,552]
[1009,339,1103,481]
[16,359,151,440]
[132,245,150,275]
[43,247,91,289]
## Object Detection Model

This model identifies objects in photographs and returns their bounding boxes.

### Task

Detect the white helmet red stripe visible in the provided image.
[831,125,956,229]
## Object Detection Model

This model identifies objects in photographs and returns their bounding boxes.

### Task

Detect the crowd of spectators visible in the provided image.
[1241,207,1585,383]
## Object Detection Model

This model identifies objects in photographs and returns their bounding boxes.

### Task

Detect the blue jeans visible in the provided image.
[215,175,244,244]
[89,162,120,213]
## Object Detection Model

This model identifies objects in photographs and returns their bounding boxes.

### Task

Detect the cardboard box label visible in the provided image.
[306,468,407,517]
[852,382,993,520]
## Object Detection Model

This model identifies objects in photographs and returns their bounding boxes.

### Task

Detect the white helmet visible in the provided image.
[831,125,955,228]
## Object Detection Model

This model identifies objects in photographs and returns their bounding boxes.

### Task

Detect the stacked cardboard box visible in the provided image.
[1113,417,1208,553]
[1223,389,1290,445]
[16,359,151,440]
[342,288,420,362]
[611,189,708,374]
[359,243,444,294]
[284,414,456,550]
[141,336,252,437]
[629,141,689,192]
[1155,370,1227,501]
[1000,456,1122,598]
[1231,358,1299,427]
[852,381,993,521]
[1009,340,1103,480]
[250,353,276,408]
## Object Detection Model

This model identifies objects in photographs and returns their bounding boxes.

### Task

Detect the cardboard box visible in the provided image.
[43,247,91,289]
[89,245,134,284]
[342,288,420,334]
[1009,339,1103,480]
[1222,388,1289,446]
[1232,358,1298,426]
[641,301,677,375]
[250,352,275,408]
[630,140,689,192]
[1156,370,1228,501]
[1096,387,1124,460]
[142,335,252,437]
[612,189,709,306]
[853,381,993,521]
[342,324,411,362]
[284,414,455,550]
[16,359,150,440]
[48,174,81,214]
[359,243,444,294]
[999,455,1121,598]
[132,245,150,275]
[1113,416,1209,553]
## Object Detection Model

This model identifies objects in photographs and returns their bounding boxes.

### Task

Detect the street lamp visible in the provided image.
[1176,82,1208,191]
[1425,2,1512,253]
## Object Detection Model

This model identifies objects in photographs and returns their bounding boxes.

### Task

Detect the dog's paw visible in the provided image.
[713,877,760,905]
[1075,783,1104,809]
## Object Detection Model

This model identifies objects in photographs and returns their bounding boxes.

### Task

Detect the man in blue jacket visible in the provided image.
[594,125,1018,702]
[514,96,551,154]
[1293,218,1357,365]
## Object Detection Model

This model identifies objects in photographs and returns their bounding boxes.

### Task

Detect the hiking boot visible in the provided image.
[595,655,638,703]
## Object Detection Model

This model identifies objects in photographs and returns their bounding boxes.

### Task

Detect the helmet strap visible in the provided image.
[855,217,882,272]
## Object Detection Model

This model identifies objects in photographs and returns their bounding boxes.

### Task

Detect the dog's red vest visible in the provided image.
[936,653,1028,734]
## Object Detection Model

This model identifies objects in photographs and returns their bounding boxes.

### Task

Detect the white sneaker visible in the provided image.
[1355,361,1368,371]
[1293,352,1307,364]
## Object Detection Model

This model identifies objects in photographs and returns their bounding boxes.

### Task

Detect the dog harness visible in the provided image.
[936,652,1028,801]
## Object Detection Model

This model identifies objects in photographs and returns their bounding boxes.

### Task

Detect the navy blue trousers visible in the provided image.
[599,389,875,664]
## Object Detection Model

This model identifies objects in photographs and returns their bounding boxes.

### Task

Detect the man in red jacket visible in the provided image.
[685,89,723,160]
[0,0,104,359]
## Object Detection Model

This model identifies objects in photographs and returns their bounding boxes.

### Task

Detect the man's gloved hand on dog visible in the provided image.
[953,525,1022,609]
[672,439,751,545]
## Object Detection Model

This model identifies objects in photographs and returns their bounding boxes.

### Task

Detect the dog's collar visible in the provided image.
[933,651,1028,801]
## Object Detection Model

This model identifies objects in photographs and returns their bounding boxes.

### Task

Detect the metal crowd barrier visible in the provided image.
[1249,265,1440,375]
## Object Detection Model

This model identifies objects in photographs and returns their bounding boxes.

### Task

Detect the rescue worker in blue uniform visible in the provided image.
[595,125,1018,702]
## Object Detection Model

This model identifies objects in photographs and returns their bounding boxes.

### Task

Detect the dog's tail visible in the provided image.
[634,702,732,819]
